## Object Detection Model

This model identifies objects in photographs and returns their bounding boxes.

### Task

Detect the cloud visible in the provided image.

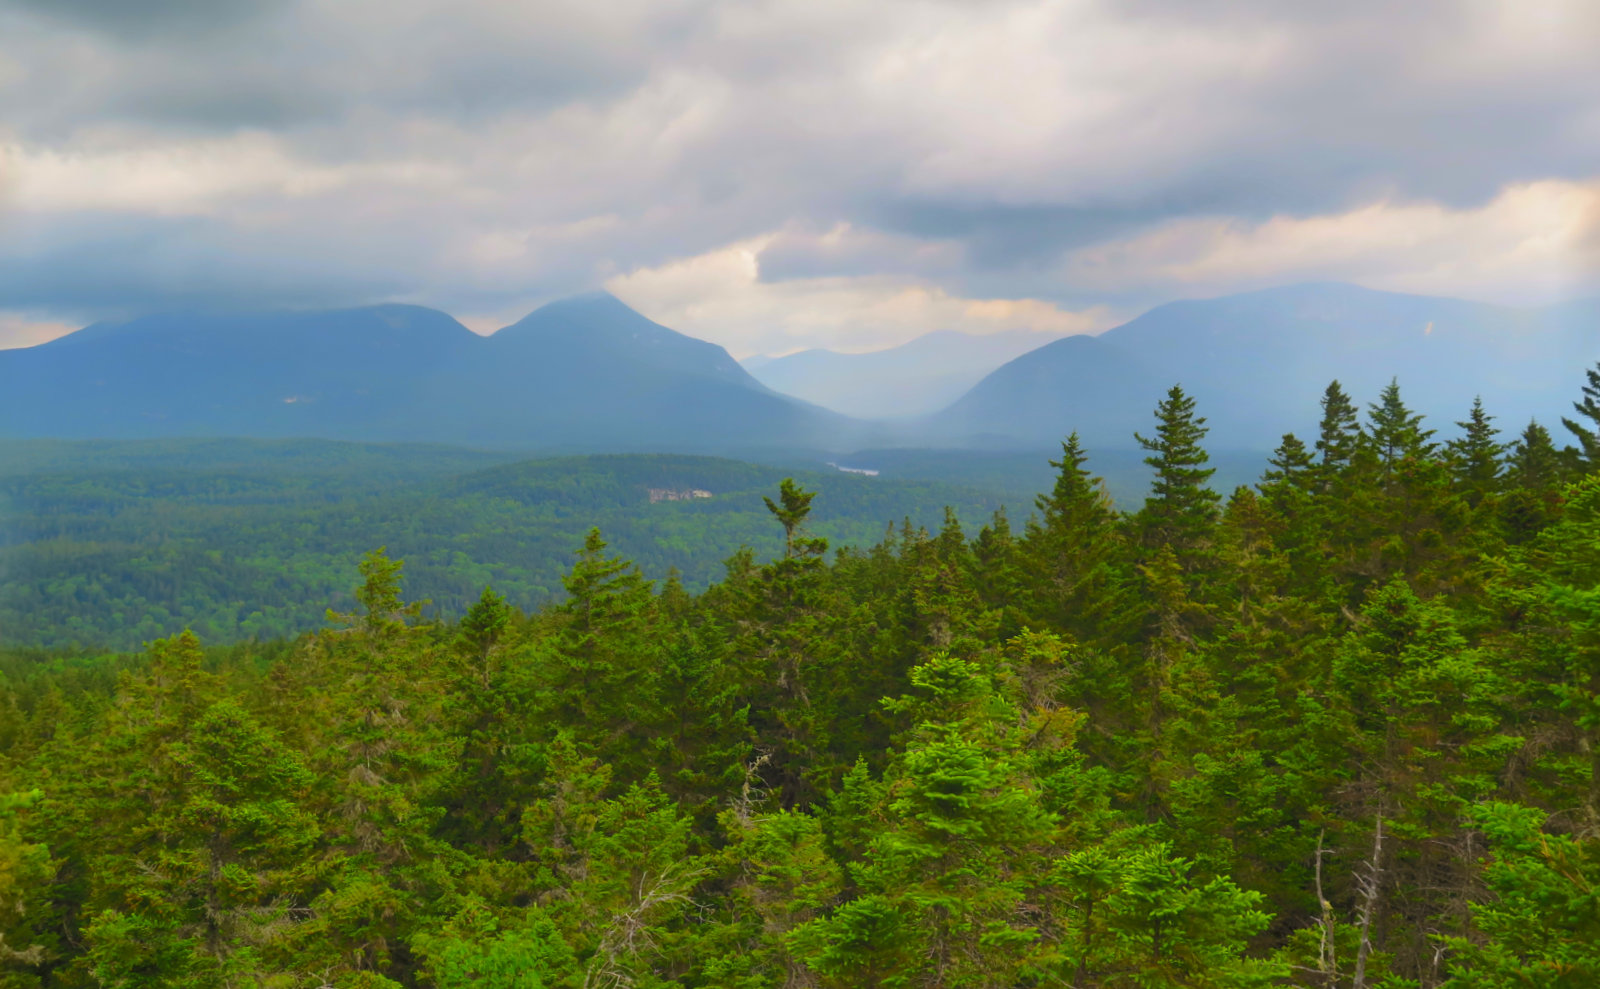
[0,312,76,349]
[1,0,278,41]
[1062,179,1600,306]
[605,235,1113,357]
[0,0,1595,345]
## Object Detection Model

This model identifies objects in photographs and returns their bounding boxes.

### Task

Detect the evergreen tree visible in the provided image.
[15,367,1600,987]
[1134,385,1220,567]
[1262,433,1314,490]
[1506,420,1562,491]
[1366,378,1437,480]
[64,634,325,988]
[1328,579,1513,984]
[1500,420,1565,542]
[549,528,661,756]
[701,807,842,986]
[1314,380,1363,480]
[792,653,1067,986]
[1023,434,1131,646]
[765,478,825,559]
[1560,360,1600,468]
[1441,802,1600,987]
[326,547,424,639]
[0,789,53,989]
[1445,396,1505,505]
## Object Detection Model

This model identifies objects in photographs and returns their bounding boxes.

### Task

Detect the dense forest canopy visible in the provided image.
[0,449,1015,650]
[4,365,1600,987]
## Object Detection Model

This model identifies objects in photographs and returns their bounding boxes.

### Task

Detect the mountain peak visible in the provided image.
[505,286,643,329]
[0,296,865,451]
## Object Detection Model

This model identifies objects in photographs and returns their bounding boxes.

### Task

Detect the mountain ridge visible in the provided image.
[0,293,868,453]
[5,283,1595,455]
[926,282,1598,450]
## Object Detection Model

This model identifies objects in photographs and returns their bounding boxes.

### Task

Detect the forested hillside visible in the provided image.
[0,446,1008,650]
[3,366,1600,987]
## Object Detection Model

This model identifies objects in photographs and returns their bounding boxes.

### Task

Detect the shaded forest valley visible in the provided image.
[5,369,1600,987]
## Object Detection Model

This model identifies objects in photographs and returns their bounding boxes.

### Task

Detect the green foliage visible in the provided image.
[1135,385,1220,564]
[1442,803,1600,988]
[0,449,1008,650]
[1314,380,1362,477]
[1367,378,1438,477]
[0,790,53,989]
[1560,361,1600,468]
[4,371,1600,987]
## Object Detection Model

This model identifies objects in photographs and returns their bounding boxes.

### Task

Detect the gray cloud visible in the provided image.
[0,213,407,319]
[0,0,278,40]
[0,0,1595,340]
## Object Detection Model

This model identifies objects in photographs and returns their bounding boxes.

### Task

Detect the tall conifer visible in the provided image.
[1366,378,1437,480]
[1314,380,1362,478]
[1134,385,1220,566]
[1560,361,1600,468]
[1445,396,1504,505]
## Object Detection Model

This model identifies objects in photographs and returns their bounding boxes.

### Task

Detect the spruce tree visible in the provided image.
[1262,433,1315,489]
[1134,385,1220,565]
[1024,433,1129,644]
[1506,420,1562,491]
[1500,420,1566,542]
[1560,360,1600,469]
[1445,396,1504,506]
[550,529,662,778]
[1366,378,1437,480]
[764,478,825,559]
[1314,380,1362,478]
[0,790,54,985]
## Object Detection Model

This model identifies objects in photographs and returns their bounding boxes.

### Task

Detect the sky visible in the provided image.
[0,0,1597,357]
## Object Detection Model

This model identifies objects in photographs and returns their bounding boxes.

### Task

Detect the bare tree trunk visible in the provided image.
[1352,814,1386,989]
[1587,728,1600,838]
[1314,829,1338,988]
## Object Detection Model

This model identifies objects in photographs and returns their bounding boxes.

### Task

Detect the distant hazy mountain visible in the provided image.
[745,329,1065,418]
[6,283,1593,458]
[928,283,1599,450]
[0,293,863,453]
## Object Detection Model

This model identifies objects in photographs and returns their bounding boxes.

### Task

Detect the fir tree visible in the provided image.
[1560,360,1600,468]
[0,790,53,987]
[1499,420,1565,542]
[1024,434,1129,644]
[1506,420,1562,491]
[1263,433,1314,489]
[549,529,663,778]
[327,547,425,639]
[765,477,825,559]
[1134,385,1220,567]
[1366,378,1437,480]
[1445,396,1504,505]
[1314,380,1362,479]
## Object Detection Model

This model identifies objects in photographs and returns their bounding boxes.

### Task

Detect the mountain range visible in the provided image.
[2,283,1595,457]
[0,293,864,454]
[925,283,1599,450]
[743,329,1063,418]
